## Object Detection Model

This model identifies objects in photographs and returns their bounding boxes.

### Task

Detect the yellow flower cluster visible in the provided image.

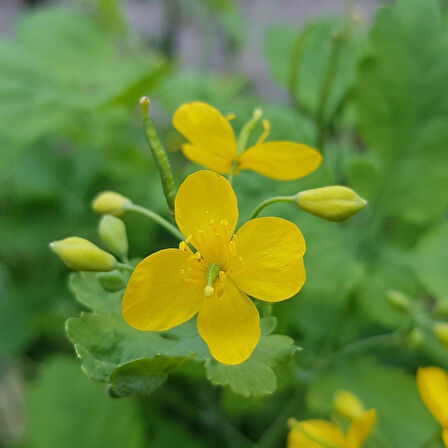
[287,390,377,448]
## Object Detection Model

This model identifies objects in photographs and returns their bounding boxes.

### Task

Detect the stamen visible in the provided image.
[179,241,187,251]
[219,271,227,282]
[256,119,271,145]
[220,219,228,226]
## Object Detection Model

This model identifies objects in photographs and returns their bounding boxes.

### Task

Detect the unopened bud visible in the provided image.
[99,215,128,259]
[434,322,448,349]
[50,237,117,271]
[333,390,364,419]
[296,186,367,222]
[97,270,126,292]
[436,299,448,317]
[386,289,410,313]
[408,328,424,348]
[92,191,131,216]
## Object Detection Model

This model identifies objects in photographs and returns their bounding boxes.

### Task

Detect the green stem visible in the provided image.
[115,262,134,272]
[125,203,184,241]
[315,330,407,372]
[237,109,263,155]
[315,32,343,152]
[251,196,297,219]
[140,97,176,212]
[288,25,314,116]
[255,388,305,448]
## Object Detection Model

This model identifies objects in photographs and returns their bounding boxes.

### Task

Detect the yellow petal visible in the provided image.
[333,390,365,419]
[443,428,448,448]
[238,142,322,180]
[417,366,448,427]
[182,143,233,174]
[175,170,238,264]
[122,249,204,331]
[197,280,260,365]
[173,102,237,173]
[287,419,345,448]
[231,217,306,302]
[346,409,377,448]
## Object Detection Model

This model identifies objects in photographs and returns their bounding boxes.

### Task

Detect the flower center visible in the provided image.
[203,262,221,297]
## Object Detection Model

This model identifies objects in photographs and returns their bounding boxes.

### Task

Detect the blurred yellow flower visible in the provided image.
[173,102,322,180]
[122,170,306,365]
[333,390,365,420]
[417,366,448,447]
[287,391,376,448]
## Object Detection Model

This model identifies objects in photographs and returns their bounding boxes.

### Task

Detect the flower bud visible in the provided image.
[97,270,126,292]
[50,237,116,271]
[435,299,448,317]
[434,322,448,349]
[408,328,424,348]
[92,191,131,216]
[386,289,410,313]
[98,215,128,259]
[296,186,367,222]
[333,390,364,419]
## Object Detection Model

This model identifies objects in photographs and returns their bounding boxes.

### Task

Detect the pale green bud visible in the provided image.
[92,191,131,216]
[98,215,128,259]
[97,270,126,292]
[434,322,448,349]
[386,289,410,313]
[50,237,117,271]
[408,328,424,348]
[436,299,448,317]
[296,186,367,222]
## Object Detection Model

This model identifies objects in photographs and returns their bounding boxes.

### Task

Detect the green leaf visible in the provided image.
[0,6,165,148]
[27,356,145,448]
[205,317,298,397]
[412,222,448,298]
[109,356,189,397]
[354,0,448,223]
[69,272,123,314]
[307,357,441,448]
[66,272,298,397]
[265,19,363,120]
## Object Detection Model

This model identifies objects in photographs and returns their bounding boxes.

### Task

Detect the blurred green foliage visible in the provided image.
[2,0,448,447]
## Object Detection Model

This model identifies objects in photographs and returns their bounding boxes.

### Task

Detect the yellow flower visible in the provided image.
[122,170,306,365]
[417,366,448,447]
[173,102,322,180]
[287,410,377,448]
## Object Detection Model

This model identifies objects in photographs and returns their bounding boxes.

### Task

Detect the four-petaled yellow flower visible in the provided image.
[287,392,377,448]
[173,102,322,180]
[122,170,306,365]
[417,366,448,447]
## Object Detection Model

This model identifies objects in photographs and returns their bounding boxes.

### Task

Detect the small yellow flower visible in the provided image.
[122,170,306,365]
[417,366,448,447]
[287,409,377,448]
[173,102,322,180]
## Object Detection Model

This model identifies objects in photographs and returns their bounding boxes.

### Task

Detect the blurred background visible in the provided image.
[1,0,448,447]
